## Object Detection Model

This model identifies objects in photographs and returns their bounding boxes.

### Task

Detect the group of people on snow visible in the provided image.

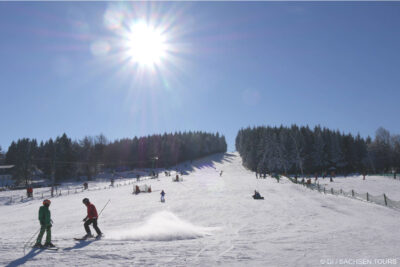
[33,198,102,248]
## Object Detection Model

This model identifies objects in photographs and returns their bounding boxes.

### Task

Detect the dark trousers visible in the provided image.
[36,225,51,244]
[84,218,102,235]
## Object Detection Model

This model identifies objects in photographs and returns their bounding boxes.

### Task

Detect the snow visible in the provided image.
[1,152,399,266]
[107,211,218,241]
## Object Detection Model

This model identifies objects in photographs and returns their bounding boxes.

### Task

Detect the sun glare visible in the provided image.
[126,23,167,66]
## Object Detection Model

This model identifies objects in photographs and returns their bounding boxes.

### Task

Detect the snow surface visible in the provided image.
[1,152,399,267]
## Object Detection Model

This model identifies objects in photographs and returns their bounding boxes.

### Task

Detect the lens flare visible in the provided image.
[125,22,167,66]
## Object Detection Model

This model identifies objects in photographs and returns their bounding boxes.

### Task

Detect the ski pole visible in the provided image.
[98,199,111,218]
[23,228,40,255]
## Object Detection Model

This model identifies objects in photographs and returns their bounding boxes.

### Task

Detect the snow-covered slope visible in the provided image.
[1,153,399,267]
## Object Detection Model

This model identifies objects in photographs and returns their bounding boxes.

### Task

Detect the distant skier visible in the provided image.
[160,190,166,202]
[82,198,102,239]
[110,178,114,187]
[83,182,88,190]
[220,171,223,177]
[27,186,33,198]
[252,190,264,200]
[34,199,55,248]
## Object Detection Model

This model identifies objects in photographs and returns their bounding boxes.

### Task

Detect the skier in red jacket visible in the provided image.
[82,198,103,239]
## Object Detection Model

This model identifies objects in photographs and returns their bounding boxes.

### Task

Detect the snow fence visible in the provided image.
[5,175,156,205]
[286,177,400,210]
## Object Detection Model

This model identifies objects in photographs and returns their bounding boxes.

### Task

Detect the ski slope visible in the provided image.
[1,153,399,267]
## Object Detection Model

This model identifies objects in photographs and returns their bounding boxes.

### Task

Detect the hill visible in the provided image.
[1,152,399,266]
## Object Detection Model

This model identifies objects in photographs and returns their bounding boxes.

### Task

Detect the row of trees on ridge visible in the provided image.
[5,131,227,185]
[236,125,400,176]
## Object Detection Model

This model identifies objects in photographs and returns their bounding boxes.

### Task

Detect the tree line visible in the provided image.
[235,125,400,176]
[4,131,227,185]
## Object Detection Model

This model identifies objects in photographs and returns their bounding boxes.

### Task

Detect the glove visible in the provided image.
[83,217,87,222]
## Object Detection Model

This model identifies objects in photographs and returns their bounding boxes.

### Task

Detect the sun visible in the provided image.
[126,22,167,66]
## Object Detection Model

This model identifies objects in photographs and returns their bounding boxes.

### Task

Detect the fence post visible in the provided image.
[21,196,23,202]
[366,192,369,201]
[384,194,387,206]
[352,190,354,197]
[331,188,334,194]
[324,187,326,194]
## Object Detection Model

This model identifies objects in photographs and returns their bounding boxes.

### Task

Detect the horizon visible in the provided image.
[2,2,400,152]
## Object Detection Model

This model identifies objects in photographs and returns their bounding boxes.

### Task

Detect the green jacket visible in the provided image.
[38,205,51,226]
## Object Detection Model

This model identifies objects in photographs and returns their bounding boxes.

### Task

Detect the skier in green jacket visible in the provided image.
[34,199,55,248]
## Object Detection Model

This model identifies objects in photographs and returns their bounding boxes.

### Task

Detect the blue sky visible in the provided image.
[1,2,400,152]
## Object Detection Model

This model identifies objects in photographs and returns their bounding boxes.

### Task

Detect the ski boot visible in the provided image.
[44,242,56,248]
[83,233,94,239]
[33,243,43,248]
[95,233,103,239]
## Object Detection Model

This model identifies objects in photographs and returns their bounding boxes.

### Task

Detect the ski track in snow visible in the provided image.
[1,152,400,266]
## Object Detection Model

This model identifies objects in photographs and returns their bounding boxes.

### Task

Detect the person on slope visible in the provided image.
[253,190,264,200]
[34,199,55,248]
[27,186,33,197]
[160,190,166,202]
[82,198,103,239]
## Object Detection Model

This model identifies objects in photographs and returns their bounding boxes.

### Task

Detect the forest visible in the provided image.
[3,131,227,185]
[236,125,400,176]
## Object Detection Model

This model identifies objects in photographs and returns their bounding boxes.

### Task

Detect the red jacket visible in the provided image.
[86,203,98,219]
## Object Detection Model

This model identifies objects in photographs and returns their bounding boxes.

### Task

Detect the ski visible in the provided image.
[74,235,103,241]
[74,237,93,241]
[44,247,59,250]
[32,246,59,250]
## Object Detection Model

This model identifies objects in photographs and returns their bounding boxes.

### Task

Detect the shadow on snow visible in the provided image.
[5,248,45,267]
[63,239,96,251]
